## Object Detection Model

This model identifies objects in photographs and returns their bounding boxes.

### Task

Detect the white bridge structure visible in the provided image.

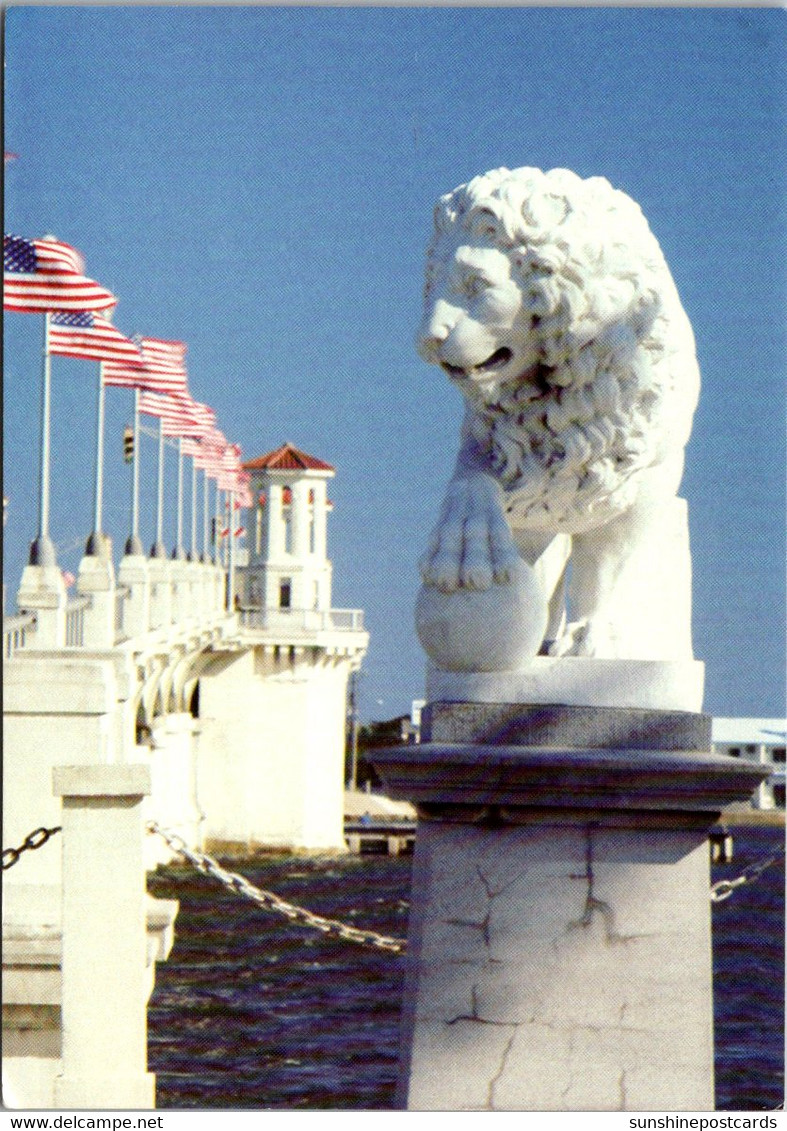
[3,443,368,1109]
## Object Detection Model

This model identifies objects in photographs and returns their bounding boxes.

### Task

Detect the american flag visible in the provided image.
[184,400,216,439]
[181,416,218,466]
[4,234,117,314]
[137,338,188,392]
[139,391,207,439]
[102,362,149,390]
[217,443,244,491]
[49,311,143,366]
[198,428,228,479]
[104,336,188,393]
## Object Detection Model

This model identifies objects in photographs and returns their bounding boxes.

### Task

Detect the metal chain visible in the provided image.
[147,821,407,954]
[2,825,62,871]
[710,844,785,903]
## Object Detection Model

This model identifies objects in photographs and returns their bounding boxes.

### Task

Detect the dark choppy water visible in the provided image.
[147,827,784,1111]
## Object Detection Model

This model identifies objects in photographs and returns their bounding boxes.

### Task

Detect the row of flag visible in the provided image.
[3,232,253,508]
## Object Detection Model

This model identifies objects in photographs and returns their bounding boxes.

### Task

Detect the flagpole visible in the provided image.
[228,487,237,611]
[174,436,185,560]
[151,418,166,558]
[126,387,144,555]
[202,469,209,562]
[30,312,56,566]
[215,486,222,567]
[86,363,106,556]
[190,455,198,560]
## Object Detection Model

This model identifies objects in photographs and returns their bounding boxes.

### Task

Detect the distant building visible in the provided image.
[411,699,426,743]
[239,440,335,614]
[196,441,368,851]
[712,718,786,810]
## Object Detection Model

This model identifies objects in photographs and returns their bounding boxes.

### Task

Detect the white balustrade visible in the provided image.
[237,606,364,634]
[64,596,91,647]
[3,611,37,658]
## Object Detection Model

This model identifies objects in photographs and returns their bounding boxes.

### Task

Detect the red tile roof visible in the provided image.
[243,442,334,473]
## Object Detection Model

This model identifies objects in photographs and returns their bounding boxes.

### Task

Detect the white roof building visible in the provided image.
[712,717,786,810]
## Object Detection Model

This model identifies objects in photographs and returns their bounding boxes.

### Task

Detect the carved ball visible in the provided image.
[415,559,549,672]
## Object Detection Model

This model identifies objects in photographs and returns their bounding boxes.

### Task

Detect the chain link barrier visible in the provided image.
[6,816,779,917]
[147,821,408,954]
[2,825,62,871]
[710,843,786,904]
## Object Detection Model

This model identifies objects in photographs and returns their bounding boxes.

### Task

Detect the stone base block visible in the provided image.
[371,703,767,1112]
[422,701,712,750]
[426,657,705,712]
[398,817,715,1111]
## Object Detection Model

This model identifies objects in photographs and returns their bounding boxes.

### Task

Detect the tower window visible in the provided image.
[279,579,292,609]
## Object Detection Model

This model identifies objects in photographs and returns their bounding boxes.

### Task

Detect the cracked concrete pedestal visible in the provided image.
[372,704,766,1112]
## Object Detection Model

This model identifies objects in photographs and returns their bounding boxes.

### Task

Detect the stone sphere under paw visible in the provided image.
[415,559,548,672]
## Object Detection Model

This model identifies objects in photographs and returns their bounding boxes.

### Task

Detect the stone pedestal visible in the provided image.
[147,557,172,630]
[52,765,156,1110]
[117,554,151,638]
[16,564,67,649]
[372,704,766,1112]
[427,657,705,713]
[76,553,115,650]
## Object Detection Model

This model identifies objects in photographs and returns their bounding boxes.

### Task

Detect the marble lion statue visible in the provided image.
[416,166,700,664]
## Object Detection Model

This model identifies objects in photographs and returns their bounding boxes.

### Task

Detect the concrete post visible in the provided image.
[52,764,155,1110]
[372,704,767,1112]
[76,552,115,650]
[147,557,172,630]
[117,554,151,638]
[16,564,67,650]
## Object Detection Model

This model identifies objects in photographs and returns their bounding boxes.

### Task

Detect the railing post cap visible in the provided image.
[53,763,151,799]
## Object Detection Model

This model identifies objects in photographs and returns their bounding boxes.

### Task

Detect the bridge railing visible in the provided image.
[65,596,92,648]
[3,612,38,659]
[237,606,365,634]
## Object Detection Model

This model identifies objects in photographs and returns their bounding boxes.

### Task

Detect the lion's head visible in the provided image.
[417,167,699,530]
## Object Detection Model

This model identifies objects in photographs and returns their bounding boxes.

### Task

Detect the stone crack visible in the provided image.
[567,823,642,945]
[489,1028,517,1111]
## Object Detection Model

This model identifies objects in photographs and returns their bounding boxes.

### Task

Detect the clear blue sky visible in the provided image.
[4,6,785,721]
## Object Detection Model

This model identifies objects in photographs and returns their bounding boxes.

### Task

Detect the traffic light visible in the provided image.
[123,426,134,463]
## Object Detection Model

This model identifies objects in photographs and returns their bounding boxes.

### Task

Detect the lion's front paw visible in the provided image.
[549,618,620,658]
[420,475,520,593]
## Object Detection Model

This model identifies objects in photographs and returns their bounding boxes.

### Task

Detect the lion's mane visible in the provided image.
[426,167,699,531]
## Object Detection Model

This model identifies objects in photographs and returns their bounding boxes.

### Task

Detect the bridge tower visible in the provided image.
[241,440,334,614]
[195,443,368,853]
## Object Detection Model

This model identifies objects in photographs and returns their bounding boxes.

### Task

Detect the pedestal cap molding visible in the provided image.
[371,742,767,816]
